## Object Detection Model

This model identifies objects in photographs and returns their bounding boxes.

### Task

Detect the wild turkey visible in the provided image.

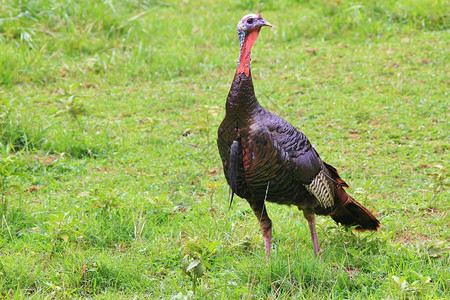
[217,13,380,257]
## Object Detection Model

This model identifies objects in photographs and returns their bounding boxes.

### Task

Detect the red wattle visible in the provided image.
[236,29,261,77]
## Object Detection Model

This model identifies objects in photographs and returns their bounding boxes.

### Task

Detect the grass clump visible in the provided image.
[0,100,47,152]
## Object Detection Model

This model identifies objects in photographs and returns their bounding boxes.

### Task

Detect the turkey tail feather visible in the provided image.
[330,186,380,231]
[324,162,349,188]
[229,140,240,208]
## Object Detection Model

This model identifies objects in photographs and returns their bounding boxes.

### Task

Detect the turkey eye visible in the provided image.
[247,18,254,24]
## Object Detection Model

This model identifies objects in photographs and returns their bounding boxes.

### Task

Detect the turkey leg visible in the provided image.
[303,210,322,259]
[249,201,272,257]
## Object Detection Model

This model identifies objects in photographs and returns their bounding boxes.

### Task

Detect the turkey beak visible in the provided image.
[260,19,273,28]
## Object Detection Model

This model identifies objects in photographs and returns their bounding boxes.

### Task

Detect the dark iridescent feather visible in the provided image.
[228,140,240,208]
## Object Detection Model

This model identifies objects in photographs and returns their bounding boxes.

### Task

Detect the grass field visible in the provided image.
[0,0,449,298]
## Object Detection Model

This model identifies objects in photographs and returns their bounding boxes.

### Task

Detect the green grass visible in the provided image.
[0,0,449,298]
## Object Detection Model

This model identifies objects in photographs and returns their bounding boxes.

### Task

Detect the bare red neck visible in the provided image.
[236,29,261,77]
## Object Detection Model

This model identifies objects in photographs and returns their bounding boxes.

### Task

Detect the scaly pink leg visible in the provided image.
[249,201,272,259]
[303,210,322,260]
[263,226,272,258]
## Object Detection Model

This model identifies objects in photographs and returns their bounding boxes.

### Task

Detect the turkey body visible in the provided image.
[218,75,321,210]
